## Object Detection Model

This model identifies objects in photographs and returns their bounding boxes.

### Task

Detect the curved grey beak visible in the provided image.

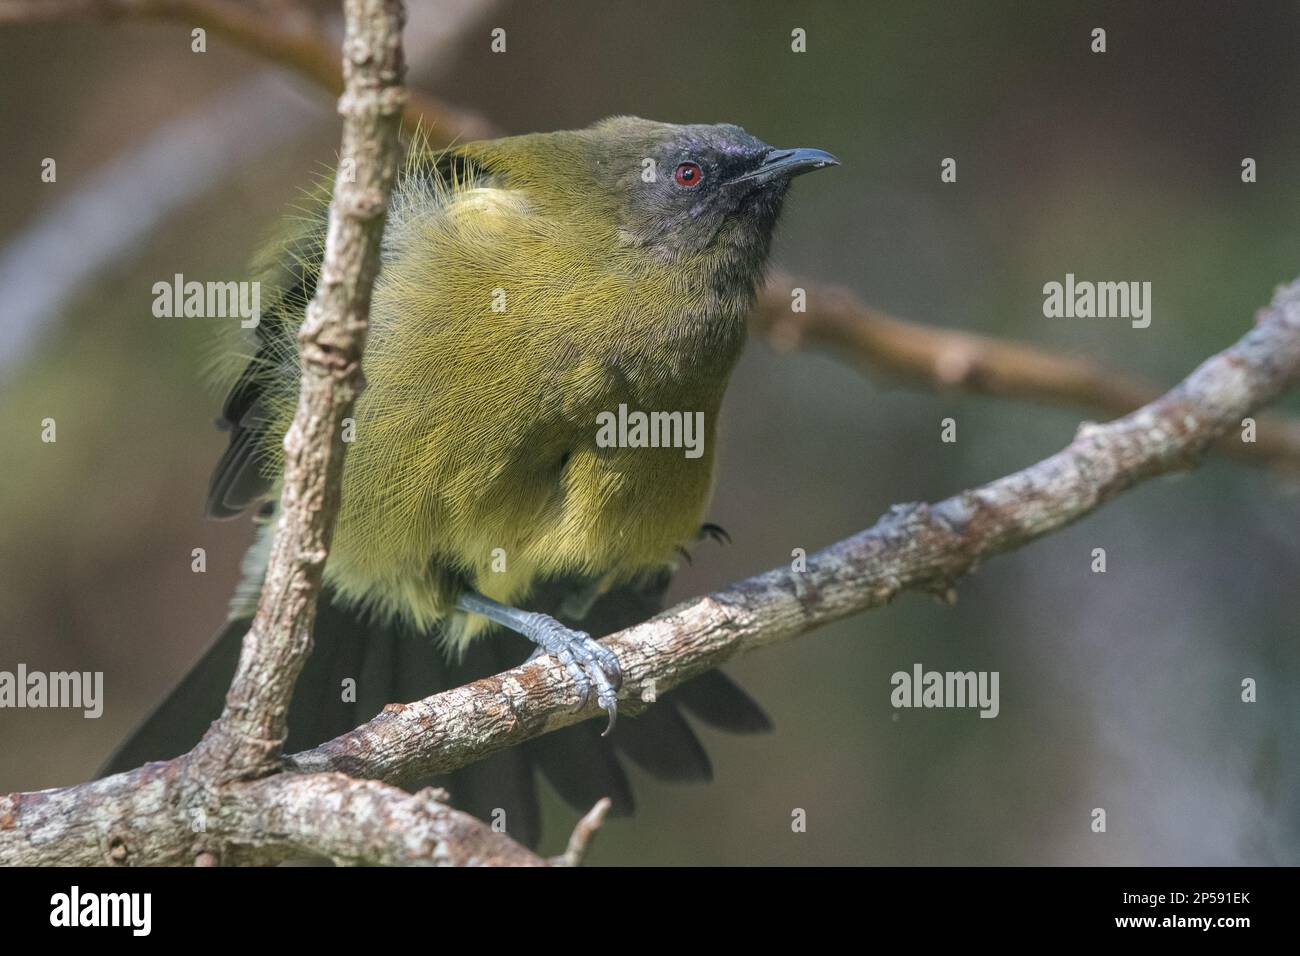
[728,146,839,187]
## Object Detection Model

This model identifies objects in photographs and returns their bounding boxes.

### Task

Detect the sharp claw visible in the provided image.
[600,704,617,736]
[700,522,731,545]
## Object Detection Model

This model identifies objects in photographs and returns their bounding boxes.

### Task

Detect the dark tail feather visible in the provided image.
[285,599,381,750]
[102,577,771,850]
[99,619,247,775]
[408,625,542,848]
[439,746,542,849]
[528,720,636,818]
[98,598,377,775]
[613,700,712,781]
[669,669,773,735]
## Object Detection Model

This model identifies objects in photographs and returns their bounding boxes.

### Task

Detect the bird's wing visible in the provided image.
[205,139,488,520]
[205,202,322,518]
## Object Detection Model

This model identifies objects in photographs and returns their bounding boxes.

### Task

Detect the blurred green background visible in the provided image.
[2,0,1298,864]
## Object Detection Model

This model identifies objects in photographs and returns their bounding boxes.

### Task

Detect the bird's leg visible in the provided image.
[455,590,622,735]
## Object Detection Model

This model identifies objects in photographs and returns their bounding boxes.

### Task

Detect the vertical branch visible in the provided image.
[198,0,407,779]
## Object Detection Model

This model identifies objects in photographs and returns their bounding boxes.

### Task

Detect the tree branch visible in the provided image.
[285,279,1300,786]
[0,762,546,866]
[551,797,612,867]
[192,0,405,781]
[227,774,546,866]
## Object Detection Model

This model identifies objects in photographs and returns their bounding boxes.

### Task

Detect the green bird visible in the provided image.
[104,116,838,847]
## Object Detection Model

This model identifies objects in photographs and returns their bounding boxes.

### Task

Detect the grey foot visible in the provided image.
[523,615,622,735]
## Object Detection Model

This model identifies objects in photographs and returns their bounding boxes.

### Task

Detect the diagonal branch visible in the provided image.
[287,279,1300,786]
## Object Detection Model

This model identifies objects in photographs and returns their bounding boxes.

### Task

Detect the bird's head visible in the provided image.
[460,117,838,270]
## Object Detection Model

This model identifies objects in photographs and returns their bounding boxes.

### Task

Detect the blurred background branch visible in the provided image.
[754,275,1300,472]
[0,0,499,140]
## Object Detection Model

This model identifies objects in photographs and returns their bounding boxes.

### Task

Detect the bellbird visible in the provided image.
[103,116,838,847]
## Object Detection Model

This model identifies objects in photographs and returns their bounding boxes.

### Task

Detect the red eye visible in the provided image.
[674,161,703,187]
